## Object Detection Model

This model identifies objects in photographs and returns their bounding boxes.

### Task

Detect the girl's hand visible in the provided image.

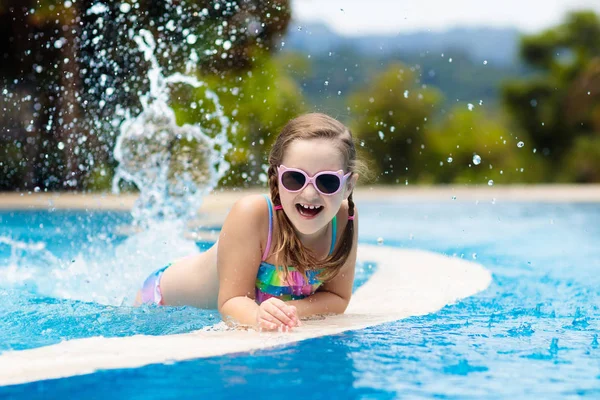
[255,298,301,332]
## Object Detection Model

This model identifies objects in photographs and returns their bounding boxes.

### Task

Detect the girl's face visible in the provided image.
[278,138,356,236]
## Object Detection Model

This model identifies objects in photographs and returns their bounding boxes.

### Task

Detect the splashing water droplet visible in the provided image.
[517,141,524,148]
[447,157,453,163]
[377,237,384,245]
[467,103,474,111]
[403,90,409,98]
[378,131,384,140]
[488,180,494,186]
[472,154,481,165]
[186,34,197,45]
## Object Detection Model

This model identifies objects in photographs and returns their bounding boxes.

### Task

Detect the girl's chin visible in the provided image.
[290,214,330,236]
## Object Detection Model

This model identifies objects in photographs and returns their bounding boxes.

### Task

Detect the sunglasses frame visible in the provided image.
[277,164,352,196]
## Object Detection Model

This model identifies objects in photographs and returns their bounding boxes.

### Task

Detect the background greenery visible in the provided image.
[0,1,599,191]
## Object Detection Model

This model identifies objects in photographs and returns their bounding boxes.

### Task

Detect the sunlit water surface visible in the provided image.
[0,200,599,399]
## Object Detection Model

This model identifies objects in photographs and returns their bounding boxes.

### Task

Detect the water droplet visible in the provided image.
[378,131,384,140]
[377,237,384,245]
[517,141,524,148]
[447,157,453,163]
[472,154,481,165]
[324,80,329,86]
[488,180,494,186]
[57,142,65,150]
[403,90,409,98]
[483,60,488,65]
[452,195,457,200]
[449,58,453,63]
[467,103,474,111]
[472,253,477,259]
[119,3,131,13]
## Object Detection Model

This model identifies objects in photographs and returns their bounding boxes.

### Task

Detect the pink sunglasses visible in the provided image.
[277,165,352,196]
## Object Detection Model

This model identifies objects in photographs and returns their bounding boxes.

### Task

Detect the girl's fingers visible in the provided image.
[287,305,301,326]
[259,312,280,326]
[258,317,278,331]
[270,299,298,323]
[266,303,294,326]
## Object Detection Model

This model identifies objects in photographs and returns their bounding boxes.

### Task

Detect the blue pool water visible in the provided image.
[0,199,599,398]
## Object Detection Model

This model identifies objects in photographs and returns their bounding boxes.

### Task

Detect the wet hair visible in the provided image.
[267,113,363,281]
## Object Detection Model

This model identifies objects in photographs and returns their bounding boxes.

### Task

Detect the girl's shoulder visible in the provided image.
[228,194,270,224]
[221,194,270,255]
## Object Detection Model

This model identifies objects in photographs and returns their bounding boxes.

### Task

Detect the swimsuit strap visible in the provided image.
[262,194,274,262]
[329,215,337,255]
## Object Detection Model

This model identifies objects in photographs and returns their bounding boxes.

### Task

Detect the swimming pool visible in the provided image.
[0,199,598,398]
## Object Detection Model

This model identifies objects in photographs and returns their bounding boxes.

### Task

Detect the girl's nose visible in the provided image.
[301,180,320,198]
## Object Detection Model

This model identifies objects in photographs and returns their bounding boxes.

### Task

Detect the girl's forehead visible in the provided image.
[282,138,345,173]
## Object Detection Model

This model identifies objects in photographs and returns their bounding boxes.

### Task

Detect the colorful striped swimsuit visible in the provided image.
[255,194,337,304]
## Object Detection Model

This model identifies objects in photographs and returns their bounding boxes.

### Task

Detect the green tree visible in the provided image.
[424,107,546,184]
[0,0,293,191]
[502,11,600,182]
[348,63,443,183]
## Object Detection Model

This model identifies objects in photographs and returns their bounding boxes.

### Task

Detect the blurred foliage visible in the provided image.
[502,11,600,182]
[424,108,546,184]
[276,46,530,119]
[348,10,599,185]
[1,3,599,191]
[348,63,443,184]
[0,0,292,191]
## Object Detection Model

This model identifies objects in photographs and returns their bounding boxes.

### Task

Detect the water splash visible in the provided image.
[112,29,233,226]
[0,223,198,306]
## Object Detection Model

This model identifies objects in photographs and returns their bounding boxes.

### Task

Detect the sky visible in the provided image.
[292,0,600,36]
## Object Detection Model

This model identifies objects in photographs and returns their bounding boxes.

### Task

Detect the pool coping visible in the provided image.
[0,185,599,213]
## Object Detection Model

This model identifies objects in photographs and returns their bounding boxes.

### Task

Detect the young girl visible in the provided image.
[135,113,361,332]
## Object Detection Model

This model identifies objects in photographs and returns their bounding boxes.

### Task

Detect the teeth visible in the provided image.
[300,204,321,209]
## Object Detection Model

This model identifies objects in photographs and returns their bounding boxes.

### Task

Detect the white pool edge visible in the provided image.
[0,244,492,386]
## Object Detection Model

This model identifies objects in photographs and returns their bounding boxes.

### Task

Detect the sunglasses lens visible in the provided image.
[316,174,341,194]
[281,171,306,191]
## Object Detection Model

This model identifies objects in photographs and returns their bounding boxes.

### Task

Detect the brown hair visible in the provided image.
[267,113,363,282]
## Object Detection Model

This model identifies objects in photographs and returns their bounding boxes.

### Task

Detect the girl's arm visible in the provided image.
[287,206,359,318]
[217,196,264,326]
[217,195,297,329]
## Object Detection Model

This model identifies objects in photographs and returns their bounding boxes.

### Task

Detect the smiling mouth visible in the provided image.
[295,204,324,218]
